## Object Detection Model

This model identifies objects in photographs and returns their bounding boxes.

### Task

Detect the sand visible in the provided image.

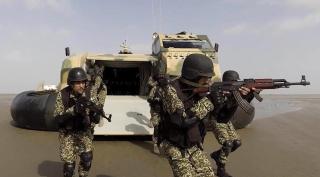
[0,94,319,177]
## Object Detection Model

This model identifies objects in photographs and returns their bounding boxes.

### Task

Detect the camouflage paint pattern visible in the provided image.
[158,84,214,119]
[160,140,215,177]
[156,83,215,176]
[89,75,107,107]
[190,97,214,120]
[54,84,104,177]
[147,77,161,127]
[212,119,240,163]
[58,129,94,163]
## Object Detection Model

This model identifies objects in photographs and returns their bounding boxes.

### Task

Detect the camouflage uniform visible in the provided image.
[147,77,161,127]
[89,75,107,107]
[211,92,255,177]
[157,82,216,177]
[88,64,107,107]
[161,140,214,177]
[54,84,104,177]
[88,67,107,128]
[147,77,162,153]
[211,119,240,164]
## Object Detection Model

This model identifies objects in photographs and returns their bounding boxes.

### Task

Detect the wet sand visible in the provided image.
[0,94,319,177]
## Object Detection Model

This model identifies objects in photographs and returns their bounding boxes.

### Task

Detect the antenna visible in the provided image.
[151,0,163,32]
[119,40,132,54]
[65,47,70,56]
[159,0,163,32]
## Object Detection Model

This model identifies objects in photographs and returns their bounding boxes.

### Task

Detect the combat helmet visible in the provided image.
[180,53,214,87]
[67,67,88,85]
[222,70,240,81]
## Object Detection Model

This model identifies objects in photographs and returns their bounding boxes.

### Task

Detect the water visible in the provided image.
[253,96,302,119]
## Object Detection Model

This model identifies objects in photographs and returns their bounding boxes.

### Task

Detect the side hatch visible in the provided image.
[87,54,157,135]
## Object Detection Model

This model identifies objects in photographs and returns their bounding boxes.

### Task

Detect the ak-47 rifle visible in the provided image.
[196,75,311,114]
[77,97,112,122]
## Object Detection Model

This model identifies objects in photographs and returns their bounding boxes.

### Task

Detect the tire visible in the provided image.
[10,90,58,131]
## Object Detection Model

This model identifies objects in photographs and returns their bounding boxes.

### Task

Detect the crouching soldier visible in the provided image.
[210,70,260,177]
[156,54,218,177]
[53,67,102,177]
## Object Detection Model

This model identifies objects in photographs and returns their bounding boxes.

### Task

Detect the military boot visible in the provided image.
[216,164,232,177]
[210,151,232,177]
[210,150,220,164]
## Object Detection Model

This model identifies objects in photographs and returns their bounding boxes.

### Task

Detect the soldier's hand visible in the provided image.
[252,87,262,93]
[74,101,85,114]
[90,111,100,124]
[209,90,226,106]
[239,87,250,95]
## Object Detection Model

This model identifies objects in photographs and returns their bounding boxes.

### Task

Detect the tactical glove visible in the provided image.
[74,101,86,114]
[90,111,100,124]
[208,90,227,113]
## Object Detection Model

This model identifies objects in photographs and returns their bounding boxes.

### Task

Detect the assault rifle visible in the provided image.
[196,75,310,114]
[77,97,112,122]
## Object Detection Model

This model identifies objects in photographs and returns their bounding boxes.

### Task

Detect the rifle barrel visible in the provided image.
[286,82,310,86]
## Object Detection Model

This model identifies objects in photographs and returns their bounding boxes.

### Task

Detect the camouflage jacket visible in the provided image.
[88,75,107,107]
[53,85,104,131]
[155,79,215,148]
[158,82,214,121]
[147,77,162,127]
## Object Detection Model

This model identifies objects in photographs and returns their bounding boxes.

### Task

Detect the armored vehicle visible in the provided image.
[10,32,254,135]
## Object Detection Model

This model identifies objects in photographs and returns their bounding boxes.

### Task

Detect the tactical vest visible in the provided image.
[160,79,206,149]
[60,86,92,131]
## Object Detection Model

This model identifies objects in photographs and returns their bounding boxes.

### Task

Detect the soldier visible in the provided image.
[210,70,259,177]
[155,53,218,177]
[147,76,161,154]
[87,64,107,110]
[53,67,103,177]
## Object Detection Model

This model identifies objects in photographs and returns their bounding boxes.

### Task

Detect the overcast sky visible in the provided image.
[0,0,318,94]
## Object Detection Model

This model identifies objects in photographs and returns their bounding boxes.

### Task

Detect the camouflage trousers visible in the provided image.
[160,140,215,177]
[149,109,161,128]
[212,120,240,164]
[59,128,94,177]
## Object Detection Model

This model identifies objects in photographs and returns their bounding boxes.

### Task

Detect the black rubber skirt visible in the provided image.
[10,90,254,131]
[10,90,58,131]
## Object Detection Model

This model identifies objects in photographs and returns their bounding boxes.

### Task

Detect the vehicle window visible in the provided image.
[162,40,211,49]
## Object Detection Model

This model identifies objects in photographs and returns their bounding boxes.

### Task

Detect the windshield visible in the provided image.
[163,40,212,49]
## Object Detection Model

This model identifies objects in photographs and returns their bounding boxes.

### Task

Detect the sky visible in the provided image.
[0,0,318,94]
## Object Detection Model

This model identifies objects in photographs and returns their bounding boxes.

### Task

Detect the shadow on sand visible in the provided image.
[38,160,63,177]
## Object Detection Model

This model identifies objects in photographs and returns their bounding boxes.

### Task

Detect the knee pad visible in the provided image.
[80,151,93,171]
[222,141,233,156]
[63,162,75,177]
[232,140,241,152]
